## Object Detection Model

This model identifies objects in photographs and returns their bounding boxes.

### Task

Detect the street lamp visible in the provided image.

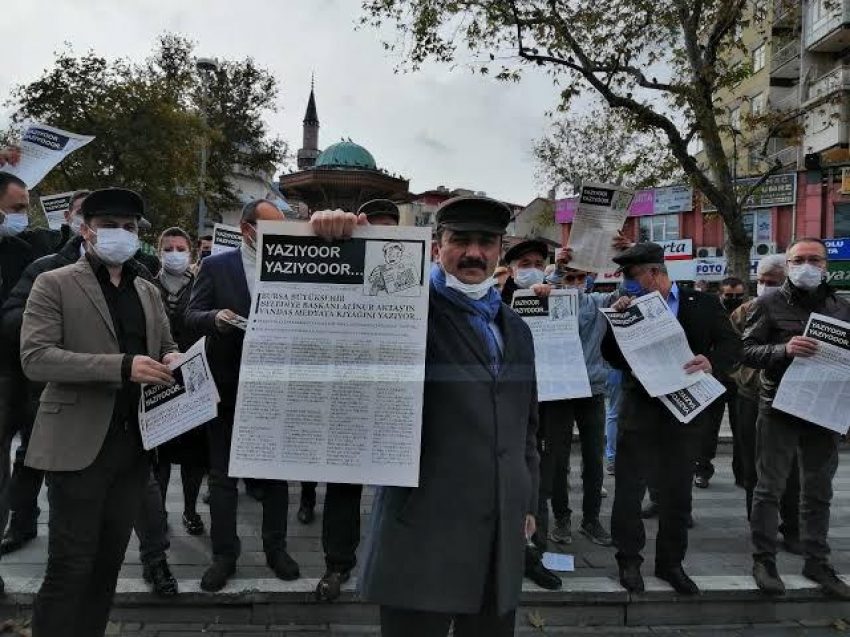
[196,57,219,238]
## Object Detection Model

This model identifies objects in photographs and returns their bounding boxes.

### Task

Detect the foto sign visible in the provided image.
[694,257,761,282]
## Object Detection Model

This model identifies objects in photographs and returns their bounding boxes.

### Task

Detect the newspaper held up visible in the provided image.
[39,192,75,230]
[599,291,704,397]
[659,375,726,424]
[567,182,635,274]
[772,313,850,434]
[3,123,94,188]
[212,223,242,255]
[229,222,430,487]
[511,289,591,401]
[139,337,219,451]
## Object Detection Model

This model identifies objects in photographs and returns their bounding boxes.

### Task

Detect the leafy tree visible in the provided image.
[360,0,801,279]
[3,34,287,236]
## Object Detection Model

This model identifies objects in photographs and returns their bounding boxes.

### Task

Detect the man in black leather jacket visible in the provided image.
[743,237,850,599]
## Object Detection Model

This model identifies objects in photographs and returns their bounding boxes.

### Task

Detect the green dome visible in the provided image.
[315,140,377,170]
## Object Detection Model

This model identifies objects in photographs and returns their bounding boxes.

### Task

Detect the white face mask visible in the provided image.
[788,264,824,291]
[513,267,546,289]
[91,228,140,266]
[161,250,190,275]
[242,227,257,259]
[0,212,29,237]
[444,270,496,300]
[69,215,84,235]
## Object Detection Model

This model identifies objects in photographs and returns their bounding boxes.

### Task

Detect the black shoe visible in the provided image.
[267,549,300,581]
[580,519,613,546]
[655,564,699,595]
[694,475,710,489]
[200,558,236,592]
[618,561,644,593]
[297,504,315,525]
[524,558,562,590]
[803,560,850,600]
[782,535,803,556]
[182,511,205,536]
[641,501,659,519]
[753,560,785,595]
[0,528,37,555]
[316,569,352,602]
[143,560,178,597]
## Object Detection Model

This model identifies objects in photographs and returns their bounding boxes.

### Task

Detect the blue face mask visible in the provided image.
[622,278,644,296]
[585,275,595,292]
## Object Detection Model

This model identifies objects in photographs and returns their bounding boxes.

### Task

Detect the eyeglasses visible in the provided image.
[787,256,826,266]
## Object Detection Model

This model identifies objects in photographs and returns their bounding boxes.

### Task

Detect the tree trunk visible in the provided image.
[724,234,753,288]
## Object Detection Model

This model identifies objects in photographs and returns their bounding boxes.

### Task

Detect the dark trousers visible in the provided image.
[207,411,289,560]
[301,481,317,509]
[612,385,701,568]
[32,422,149,637]
[751,404,839,564]
[323,482,363,572]
[155,462,205,514]
[535,396,605,543]
[133,470,169,566]
[7,416,43,534]
[695,381,739,481]
[736,395,800,539]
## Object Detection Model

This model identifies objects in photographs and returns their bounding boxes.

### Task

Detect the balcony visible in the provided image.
[773,0,800,31]
[769,88,800,114]
[805,0,850,52]
[769,39,801,79]
[767,144,800,168]
[804,65,850,104]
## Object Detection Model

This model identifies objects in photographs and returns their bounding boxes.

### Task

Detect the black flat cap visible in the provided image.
[612,242,665,273]
[504,239,549,264]
[435,195,511,235]
[81,188,144,218]
[358,199,400,220]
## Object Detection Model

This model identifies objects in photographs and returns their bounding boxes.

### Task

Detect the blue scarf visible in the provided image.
[430,264,503,374]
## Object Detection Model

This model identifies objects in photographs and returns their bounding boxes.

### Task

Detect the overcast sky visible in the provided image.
[2,0,567,205]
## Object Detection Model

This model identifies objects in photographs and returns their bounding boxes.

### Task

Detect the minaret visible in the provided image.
[297,74,320,170]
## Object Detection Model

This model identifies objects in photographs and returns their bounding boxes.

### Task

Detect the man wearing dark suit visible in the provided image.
[310,197,540,637]
[185,199,299,592]
[20,188,179,637]
[602,242,740,595]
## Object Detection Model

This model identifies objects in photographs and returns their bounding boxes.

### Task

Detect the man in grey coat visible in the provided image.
[309,197,540,637]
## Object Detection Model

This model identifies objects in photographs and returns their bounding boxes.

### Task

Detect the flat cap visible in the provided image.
[612,242,665,273]
[81,188,144,219]
[358,198,400,220]
[504,238,549,264]
[435,195,511,235]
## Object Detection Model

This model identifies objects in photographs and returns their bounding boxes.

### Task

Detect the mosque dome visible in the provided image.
[314,140,377,170]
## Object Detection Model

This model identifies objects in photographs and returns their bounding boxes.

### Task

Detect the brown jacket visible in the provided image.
[730,301,760,401]
[20,256,177,472]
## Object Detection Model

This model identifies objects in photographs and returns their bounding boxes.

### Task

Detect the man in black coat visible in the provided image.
[602,242,741,595]
[310,197,540,637]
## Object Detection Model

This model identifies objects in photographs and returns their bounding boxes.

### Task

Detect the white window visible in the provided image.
[752,43,766,72]
[742,210,773,242]
[731,106,742,131]
[639,214,680,242]
[751,92,766,116]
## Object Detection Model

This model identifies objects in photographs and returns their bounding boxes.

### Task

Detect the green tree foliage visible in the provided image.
[4,34,287,236]
[360,0,796,279]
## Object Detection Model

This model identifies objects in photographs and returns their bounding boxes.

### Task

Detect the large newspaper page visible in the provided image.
[212,223,242,255]
[599,291,704,396]
[229,222,430,487]
[659,375,726,424]
[772,313,850,434]
[568,183,635,273]
[139,338,219,451]
[3,123,94,188]
[511,289,591,401]
[39,192,74,230]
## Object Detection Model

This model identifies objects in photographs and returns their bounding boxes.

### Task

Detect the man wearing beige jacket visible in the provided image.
[20,188,179,637]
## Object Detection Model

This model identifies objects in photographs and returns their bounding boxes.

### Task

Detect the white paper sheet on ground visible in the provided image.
[773,312,850,434]
[3,123,94,188]
[658,374,726,423]
[542,552,575,572]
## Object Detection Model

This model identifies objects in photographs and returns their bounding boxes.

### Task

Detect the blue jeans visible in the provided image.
[605,370,623,462]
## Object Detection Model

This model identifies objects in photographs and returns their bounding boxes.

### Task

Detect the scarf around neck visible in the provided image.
[430,264,503,374]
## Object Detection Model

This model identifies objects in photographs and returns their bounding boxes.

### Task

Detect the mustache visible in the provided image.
[457,257,487,270]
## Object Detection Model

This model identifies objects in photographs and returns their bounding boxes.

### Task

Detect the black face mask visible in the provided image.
[722,295,744,312]
[199,249,212,261]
